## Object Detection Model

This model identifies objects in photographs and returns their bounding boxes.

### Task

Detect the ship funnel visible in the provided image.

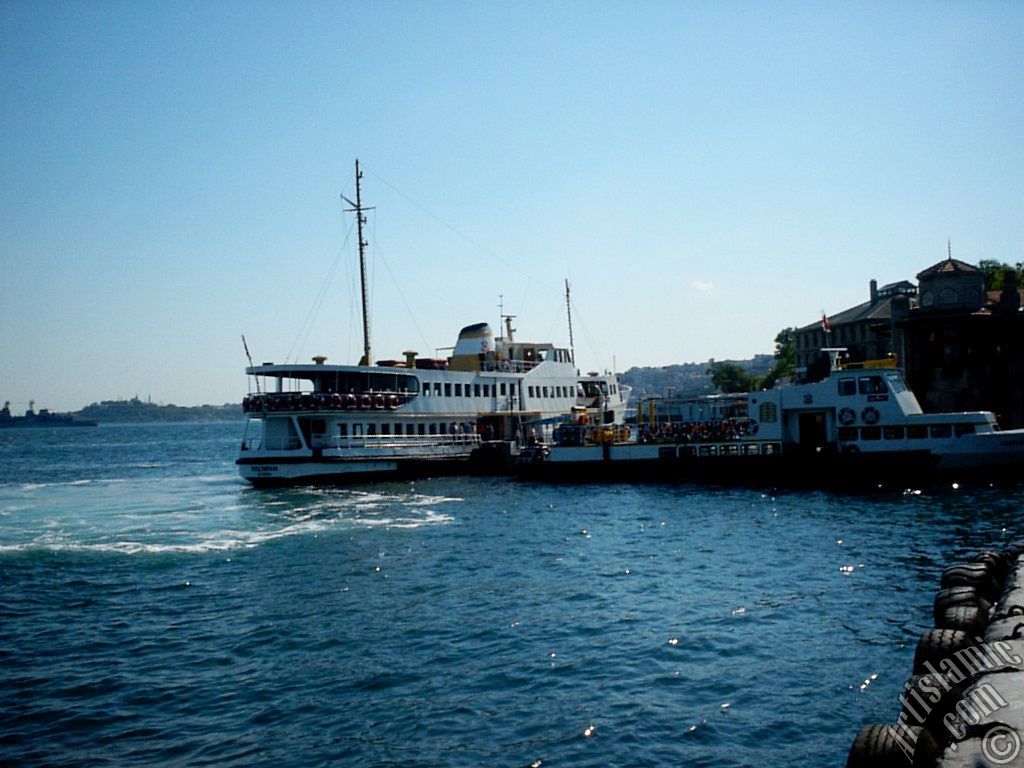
[449,323,494,371]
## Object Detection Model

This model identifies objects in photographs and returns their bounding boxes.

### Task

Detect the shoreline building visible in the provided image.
[794,254,1023,428]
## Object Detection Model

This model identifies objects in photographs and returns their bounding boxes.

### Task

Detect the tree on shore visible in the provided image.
[761,327,796,390]
[978,260,1024,292]
[709,362,760,393]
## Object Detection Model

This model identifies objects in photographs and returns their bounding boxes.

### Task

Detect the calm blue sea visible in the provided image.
[1,423,1020,767]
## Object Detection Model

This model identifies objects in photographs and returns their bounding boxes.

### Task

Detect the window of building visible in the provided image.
[921,291,935,308]
[939,288,959,305]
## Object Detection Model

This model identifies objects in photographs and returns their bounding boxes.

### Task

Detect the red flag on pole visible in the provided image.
[821,312,832,333]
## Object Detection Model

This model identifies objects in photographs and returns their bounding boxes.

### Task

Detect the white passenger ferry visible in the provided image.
[519,351,1024,486]
[236,162,628,486]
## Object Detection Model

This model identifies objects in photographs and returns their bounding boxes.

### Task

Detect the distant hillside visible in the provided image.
[75,398,243,423]
[620,354,775,399]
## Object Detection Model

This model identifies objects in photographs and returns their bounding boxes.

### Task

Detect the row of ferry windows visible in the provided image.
[837,374,906,397]
[420,382,575,399]
[838,424,976,441]
[337,422,474,437]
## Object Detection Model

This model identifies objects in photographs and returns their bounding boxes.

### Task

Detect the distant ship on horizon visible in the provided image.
[0,400,97,428]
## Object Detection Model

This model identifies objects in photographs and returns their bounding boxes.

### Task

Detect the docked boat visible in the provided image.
[0,401,97,428]
[236,162,627,486]
[518,351,1024,486]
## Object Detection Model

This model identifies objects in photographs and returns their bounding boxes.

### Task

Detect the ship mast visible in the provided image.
[342,159,374,366]
[565,278,576,367]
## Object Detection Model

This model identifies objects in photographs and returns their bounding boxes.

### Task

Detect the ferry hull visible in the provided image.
[237,455,478,487]
[514,447,1009,489]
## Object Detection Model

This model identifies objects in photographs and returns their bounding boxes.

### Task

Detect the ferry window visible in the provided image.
[382,424,391,435]
[500,383,507,396]
[886,373,906,394]
[353,424,363,437]
[930,425,952,438]
[406,424,415,435]
[883,426,904,440]
[859,376,886,395]
[860,427,881,441]
[395,423,402,435]
[723,445,739,456]
[338,424,348,437]
[417,423,425,435]
[838,379,857,397]
[455,383,462,397]
[907,425,927,439]
[367,424,377,436]
[483,385,490,397]
[699,445,718,456]
[528,386,535,398]
[474,384,481,397]
[742,444,759,456]
[758,402,778,423]
[434,383,442,396]
[764,443,780,455]
[439,423,447,434]
[423,383,430,396]
[542,386,548,398]
[429,424,437,435]
[444,384,451,397]
[954,424,975,437]
[837,427,858,442]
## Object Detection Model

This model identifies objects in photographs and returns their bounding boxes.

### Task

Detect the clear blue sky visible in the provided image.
[2,1,1022,410]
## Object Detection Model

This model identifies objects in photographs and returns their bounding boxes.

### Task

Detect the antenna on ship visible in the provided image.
[565,278,576,367]
[342,159,375,366]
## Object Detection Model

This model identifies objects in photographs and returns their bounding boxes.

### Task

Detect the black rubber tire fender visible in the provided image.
[913,628,978,674]
[898,672,964,737]
[937,605,988,634]
[939,563,1002,602]
[933,586,993,625]
[846,723,941,767]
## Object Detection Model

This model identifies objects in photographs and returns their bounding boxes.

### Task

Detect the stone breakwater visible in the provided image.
[847,544,1024,767]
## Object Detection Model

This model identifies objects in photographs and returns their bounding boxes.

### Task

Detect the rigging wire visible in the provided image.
[285,217,357,363]
[371,215,434,355]
[360,163,560,293]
